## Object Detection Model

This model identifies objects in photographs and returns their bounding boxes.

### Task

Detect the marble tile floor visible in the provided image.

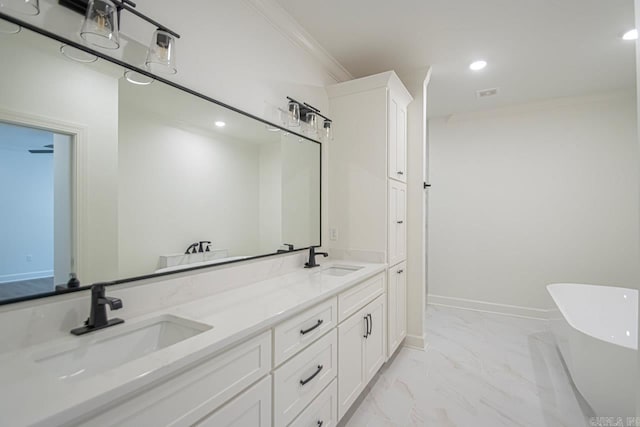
[341,305,593,427]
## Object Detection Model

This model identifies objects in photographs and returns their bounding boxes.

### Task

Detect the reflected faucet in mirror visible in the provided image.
[277,243,295,253]
[70,283,124,336]
[185,241,212,254]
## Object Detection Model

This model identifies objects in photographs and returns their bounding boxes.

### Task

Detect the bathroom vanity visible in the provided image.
[0,256,387,426]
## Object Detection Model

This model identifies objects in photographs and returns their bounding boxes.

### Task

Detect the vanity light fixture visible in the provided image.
[0,17,20,33]
[214,121,226,127]
[0,0,39,16]
[61,0,181,71]
[286,97,333,141]
[323,119,333,141]
[622,29,638,41]
[469,60,487,71]
[145,29,177,74]
[123,70,154,85]
[80,0,119,49]
[60,44,98,63]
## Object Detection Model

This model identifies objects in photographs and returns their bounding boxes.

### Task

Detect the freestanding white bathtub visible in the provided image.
[547,283,638,417]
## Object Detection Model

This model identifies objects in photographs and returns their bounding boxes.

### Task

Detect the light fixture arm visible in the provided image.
[110,0,180,39]
[286,96,332,124]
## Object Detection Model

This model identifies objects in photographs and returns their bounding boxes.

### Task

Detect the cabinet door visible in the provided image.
[195,375,271,427]
[363,294,386,383]
[388,97,407,183]
[337,310,366,420]
[388,180,407,266]
[388,262,407,357]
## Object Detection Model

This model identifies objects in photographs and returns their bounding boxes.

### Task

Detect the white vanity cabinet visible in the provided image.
[388,180,407,267]
[194,375,271,427]
[328,71,411,362]
[388,94,407,183]
[72,331,272,427]
[387,261,407,356]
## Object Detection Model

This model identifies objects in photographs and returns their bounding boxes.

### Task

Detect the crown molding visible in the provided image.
[244,0,353,83]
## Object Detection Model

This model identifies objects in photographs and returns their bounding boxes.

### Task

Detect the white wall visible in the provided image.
[258,141,283,253]
[428,92,639,310]
[0,125,54,282]
[53,133,73,285]
[0,30,120,286]
[118,110,261,278]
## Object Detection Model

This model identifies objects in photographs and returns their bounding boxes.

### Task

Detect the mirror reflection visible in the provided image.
[0,26,321,302]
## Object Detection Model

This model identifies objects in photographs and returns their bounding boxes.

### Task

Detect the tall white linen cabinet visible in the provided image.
[327,71,413,360]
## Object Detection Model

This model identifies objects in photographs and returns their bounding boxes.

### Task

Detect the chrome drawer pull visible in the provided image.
[367,313,372,336]
[300,365,323,386]
[300,319,323,335]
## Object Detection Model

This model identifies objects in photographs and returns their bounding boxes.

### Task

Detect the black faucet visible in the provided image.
[185,242,198,254]
[71,283,124,336]
[304,246,328,268]
[198,241,212,253]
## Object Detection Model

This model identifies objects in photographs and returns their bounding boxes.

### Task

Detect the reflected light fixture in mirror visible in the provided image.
[80,0,120,49]
[60,44,98,63]
[0,0,39,15]
[0,17,20,34]
[145,29,177,74]
[124,70,154,85]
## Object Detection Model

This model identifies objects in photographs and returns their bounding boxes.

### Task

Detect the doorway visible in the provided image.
[0,121,73,300]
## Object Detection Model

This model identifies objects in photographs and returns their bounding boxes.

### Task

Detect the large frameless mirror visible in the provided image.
[0,19,321,304]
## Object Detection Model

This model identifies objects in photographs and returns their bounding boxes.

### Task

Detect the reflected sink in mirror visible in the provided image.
[33,315,212,381]
[320,265,363,277]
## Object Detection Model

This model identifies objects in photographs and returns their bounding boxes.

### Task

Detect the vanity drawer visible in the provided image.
[338,272,385,322]
[273,329,337,427]
[75,331,272,427]
[274,297,337,366]
[289,378,338,427]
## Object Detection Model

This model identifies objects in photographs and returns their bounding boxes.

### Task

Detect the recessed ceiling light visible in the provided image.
[622,29,638,41]
[215,121,226,127]
[469,60,487,71]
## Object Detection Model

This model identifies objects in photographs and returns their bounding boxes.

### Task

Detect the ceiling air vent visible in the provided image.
[477,88,499,98]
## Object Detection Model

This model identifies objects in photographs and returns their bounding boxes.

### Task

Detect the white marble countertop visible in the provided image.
[0,260,386,427]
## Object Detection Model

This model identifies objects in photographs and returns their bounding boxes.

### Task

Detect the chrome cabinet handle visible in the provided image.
[367,313,372,336]
[300,319,323,335]
[300,365,323,386]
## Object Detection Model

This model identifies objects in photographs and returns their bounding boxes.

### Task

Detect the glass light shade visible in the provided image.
[124,70,154,85]
[323,120,333,141]
[60,45,98,63]
[0,0,39,16]
[80,0,119,49]
[263,103,281,132]
[145,29,177,74]
[0,17,21,33]
[288,101,300,127]
[305,112,319,130]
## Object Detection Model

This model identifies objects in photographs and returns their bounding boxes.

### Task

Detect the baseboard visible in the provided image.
[427,294,549,320]
[0,270,53,284]
[403,334,426,350]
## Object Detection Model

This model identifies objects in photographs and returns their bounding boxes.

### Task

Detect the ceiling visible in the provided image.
[273,0,636,117]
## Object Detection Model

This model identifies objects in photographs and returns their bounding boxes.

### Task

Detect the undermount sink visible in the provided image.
[320,265,363,277]
[33,315,212,381]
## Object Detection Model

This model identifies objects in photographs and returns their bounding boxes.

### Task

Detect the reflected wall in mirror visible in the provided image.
[0,24,321,303]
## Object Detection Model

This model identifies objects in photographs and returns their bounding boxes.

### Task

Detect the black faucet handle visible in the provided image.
[102,296,123,310]
[283,243,294,251]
